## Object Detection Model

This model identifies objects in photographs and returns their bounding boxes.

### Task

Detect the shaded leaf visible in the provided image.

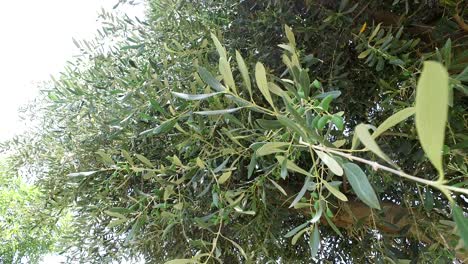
[343,163,380,209]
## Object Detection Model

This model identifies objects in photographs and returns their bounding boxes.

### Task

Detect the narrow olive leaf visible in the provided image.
[290,177,311,208]
[164,259,197,264]
[96,150,114,165]
[452,204,468,248]
[255,62,276,110]
[121,149,134,166]
[342,163,381,209]
[219,57,237,93]
[256,119,283,129]
[415,61,449,177]
[276,156,313,177]
[356,124,393,164]
[68,171,98,177]
[197,66,226,92]
[171,91,223,100]
[140,118,177,136]
[372,107,415,139]
[235,50,252,98]
[284,24,296,48]
[314,150,343,176]
[292,228,308,245]
[218,171,232,184]
[247,154,256,179]
[323,181,348,201]
[210,32,227,59]
[277,115,308,139]
[269,179,288,196]
[135,154,154,168]
[358,49,372,59]
[285,221,309,238]
[194,107,243,115]
[104,210,127,219]
[309,226,320,258]
[256,142,290,156]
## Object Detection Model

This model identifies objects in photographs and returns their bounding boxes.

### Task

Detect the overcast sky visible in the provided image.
[0,0,145,141]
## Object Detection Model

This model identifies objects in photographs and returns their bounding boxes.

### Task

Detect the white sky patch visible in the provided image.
[0,0,146,141]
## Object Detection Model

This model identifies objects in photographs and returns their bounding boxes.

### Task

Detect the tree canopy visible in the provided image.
[1,0,467,263]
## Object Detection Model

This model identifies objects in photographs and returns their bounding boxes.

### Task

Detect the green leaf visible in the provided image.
[285,221,309,238]
[284,25,296,48]
[292,228,308,245]
[171,91,223,100]
[269,179,288,196]
[194,107,243,115]
[331,116,344,131]
[255,62,275,110]
[415,61,449,177]
[355,124,392,164]
[255,142,290,156]
[104,210,127,219]
[219,57,236,93]
[164,259,197,264]
[210,32,227,59]
[247,154,256,179]
[323,181,348,201]
[277,115,308,139]
[135,154,154,168]
[276,156,313,177]
[290,177,312,208]
[309,226,320,258]
[96,150,114,166]
[67,171,98,177]
[372,107,415,139]
[342,163,380,209]
[452,204,468,248]
[314,150,343,176]
[358,49,372,59]
[319,95,334,111]
[121,149,134,166]
[256,119,283,129]
[140,118,177,136]
[218,171,232,184]
[198,66,226,92]
[235,50,252,98]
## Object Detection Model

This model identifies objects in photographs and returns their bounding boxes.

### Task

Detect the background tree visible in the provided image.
[1,0,467,263]
[0,160,62,263]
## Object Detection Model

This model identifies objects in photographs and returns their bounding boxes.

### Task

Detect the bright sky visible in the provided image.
[0,0,145,141]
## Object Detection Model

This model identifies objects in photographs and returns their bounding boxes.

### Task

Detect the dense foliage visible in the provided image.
[1,0,467,263]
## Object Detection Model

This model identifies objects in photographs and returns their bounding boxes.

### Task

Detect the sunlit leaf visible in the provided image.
[314,150,343,176]
[235,50,252,98]
[194,107,243,115]
[372,107,415,139]
[255,62,275,110]
[355,124,392,164]
[198,66,226,92]
[171,91,223,100]
[415,61,449,177]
